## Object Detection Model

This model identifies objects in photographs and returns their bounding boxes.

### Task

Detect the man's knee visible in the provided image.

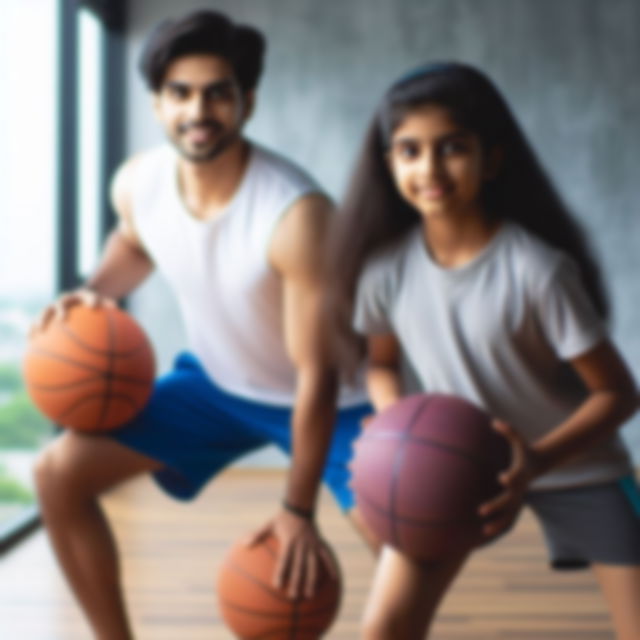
[36,431,161,507]
[33,434,113,506]
[33,439,83,505]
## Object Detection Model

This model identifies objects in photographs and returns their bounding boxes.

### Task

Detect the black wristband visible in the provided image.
[282,499,315,520]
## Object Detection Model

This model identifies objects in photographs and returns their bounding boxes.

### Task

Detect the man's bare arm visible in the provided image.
[247,192,339,599]
[33,156,154,331]
[271,192,339,514]
[86,156,155,299]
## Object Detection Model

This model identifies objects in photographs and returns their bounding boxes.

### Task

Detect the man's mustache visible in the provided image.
[178,120,223,134]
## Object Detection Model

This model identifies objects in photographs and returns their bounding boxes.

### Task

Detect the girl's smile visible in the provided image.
[388,104,492,221]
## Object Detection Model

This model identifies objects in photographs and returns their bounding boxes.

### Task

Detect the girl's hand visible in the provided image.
[478,420,541,539]
[360,414,374,428]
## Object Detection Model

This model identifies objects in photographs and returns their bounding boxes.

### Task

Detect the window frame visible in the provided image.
[0,0,126,553]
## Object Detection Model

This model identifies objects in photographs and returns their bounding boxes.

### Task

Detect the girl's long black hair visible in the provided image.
[329,62,608,370]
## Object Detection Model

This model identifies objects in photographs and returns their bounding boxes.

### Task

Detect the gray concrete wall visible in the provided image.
[124,0,640,462]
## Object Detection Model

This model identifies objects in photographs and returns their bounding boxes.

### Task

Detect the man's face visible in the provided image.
[154,54,253,163]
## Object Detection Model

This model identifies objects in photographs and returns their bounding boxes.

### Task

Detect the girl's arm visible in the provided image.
[480,338,638,537]
[530,338,638,474]
[366,333,404,412]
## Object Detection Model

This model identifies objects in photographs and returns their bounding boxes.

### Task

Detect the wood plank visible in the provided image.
[0,469,614,639]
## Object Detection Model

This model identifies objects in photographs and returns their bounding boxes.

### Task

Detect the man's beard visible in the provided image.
[170,120,241,164]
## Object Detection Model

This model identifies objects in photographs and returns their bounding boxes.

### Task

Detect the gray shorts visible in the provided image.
[525,475,640,570]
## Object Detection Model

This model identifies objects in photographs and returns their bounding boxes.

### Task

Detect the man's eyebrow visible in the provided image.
[204,79,237,92]
[164,78,235,90]
[164,80,189,91]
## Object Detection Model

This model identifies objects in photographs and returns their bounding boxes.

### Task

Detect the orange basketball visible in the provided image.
[216,534,342,639]
[23,304,155,431]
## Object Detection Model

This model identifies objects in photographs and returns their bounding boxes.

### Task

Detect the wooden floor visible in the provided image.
[0,469,615,639]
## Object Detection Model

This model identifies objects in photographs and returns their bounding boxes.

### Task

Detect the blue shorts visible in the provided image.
[109,352,370,511]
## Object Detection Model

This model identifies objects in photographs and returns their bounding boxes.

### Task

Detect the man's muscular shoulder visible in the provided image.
[110,152,149,247]
[269,193,334,282]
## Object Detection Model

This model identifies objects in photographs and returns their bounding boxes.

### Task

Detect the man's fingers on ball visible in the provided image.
[274,545,292,589]
[304,550,318,598]
[320,546,339,579]
[31,308,51,335]
[287,544,305,599]
[53,302,68,322]
[244,525,269,547]
[78,290,99,307]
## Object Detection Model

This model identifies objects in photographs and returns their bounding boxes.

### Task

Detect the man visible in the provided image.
[33,11,370,640]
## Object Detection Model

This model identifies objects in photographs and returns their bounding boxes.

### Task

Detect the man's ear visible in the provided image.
[152,92,162,122]
[484,146,504,180]
[242,90,256,122]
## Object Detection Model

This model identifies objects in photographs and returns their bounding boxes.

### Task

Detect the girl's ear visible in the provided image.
[484,146,504,180]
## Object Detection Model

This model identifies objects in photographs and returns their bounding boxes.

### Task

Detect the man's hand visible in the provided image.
[246,509,338,600]
[478,420,540,539]
[30,289,117,337]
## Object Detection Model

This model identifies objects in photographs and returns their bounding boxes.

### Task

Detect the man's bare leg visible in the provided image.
[34,431,163,640]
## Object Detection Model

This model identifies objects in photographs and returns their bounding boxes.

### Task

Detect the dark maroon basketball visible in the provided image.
[351,394,511,560]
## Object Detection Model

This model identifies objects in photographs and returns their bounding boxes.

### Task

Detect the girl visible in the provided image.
[331,62,640,639]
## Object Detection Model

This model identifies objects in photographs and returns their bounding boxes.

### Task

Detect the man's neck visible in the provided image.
[176,138,251,221]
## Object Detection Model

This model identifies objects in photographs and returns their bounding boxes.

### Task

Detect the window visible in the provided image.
[0,0,125,550]
[77,7,105,277]
[0,0,58,540]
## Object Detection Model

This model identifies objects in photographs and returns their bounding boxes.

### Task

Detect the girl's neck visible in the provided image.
[177,138,250,220]
[422,209,500,268]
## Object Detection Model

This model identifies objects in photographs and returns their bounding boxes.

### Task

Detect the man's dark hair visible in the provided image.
[139,10,266,93]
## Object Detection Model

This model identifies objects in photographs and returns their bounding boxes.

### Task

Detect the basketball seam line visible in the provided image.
[362,431,493,470]
[97,311,116,429]
[59,313,149,357]
[224,560,297,605]
[218,597,337,620]
[28,373,152,391]
[235,623,331,640]
[28,346,151,383]
[358,487,481,527]
[291,594,300,640]
[390,396,433,548]
[56,393,138,425]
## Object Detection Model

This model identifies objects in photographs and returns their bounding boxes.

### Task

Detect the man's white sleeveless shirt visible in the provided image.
[130,143,365,407]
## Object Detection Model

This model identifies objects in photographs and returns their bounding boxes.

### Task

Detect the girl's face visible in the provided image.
[388,104,494,222]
